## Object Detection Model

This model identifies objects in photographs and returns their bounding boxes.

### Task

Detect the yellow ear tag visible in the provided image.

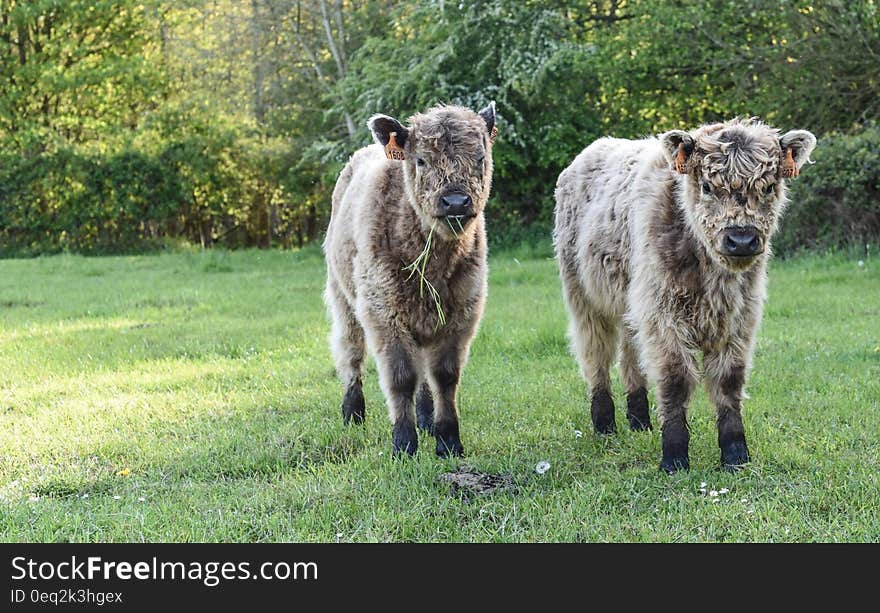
[385,132,405,161]
[782,147,799,178]
[674,142,688,174]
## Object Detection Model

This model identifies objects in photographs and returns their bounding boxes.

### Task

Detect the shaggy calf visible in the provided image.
[554,118,816,472]
[323,103,497,457]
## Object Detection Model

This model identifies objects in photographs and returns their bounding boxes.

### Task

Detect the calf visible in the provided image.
[554,118,816,472]
[323,103,497,457]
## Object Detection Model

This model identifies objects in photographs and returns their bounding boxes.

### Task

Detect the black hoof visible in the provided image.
[434,420,464,458]
[341,382,365,425]
[721,439,750,472]
[416,384,434,434]
[591,389,616,435]
[626,387,652,431]
[660,420,689,473]
[659,455,690,474]
[628,418,652,432]
[392,420,418,457]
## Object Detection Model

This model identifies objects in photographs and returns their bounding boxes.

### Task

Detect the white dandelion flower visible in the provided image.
[709,490,719,497]
[138,497,146,502]
[719,488,730,495]
[741,498,749,503]
[574,430,583,439]
[858,260,864,268]
[81,493,89,499]
[700,482,708,488]
[535,461,551,475]
[113,495,121,500]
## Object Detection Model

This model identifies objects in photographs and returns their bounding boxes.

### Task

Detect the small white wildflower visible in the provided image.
[699,488,707,494]
[700,482,708,488]
[574,430,583,439]
[113,495,121,500]
[712,498,720,504]
[335,532,343,543]
[719,488,730,495]
[535,460,551,475]
[138,497,146,502]
[28,495,39,502]
[709,490,719,497]
[857,260,865,268]
[741,498,749,503]
[81,493,89,499]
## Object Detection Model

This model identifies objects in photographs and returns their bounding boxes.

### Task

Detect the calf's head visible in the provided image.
[368,103,496,240]
[660,118,816,271]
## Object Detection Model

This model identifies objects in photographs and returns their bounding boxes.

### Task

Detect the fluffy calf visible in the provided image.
[323,103,496,456]
[554,118,816,472]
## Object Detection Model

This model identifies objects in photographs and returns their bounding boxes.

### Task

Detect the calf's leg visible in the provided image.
[655,354,697,473]
[619,328,651,431]
[569,304,619,434]
[704,354,751,471]
[326,277,366,425]
[375,339,419,456]
[415,382,434,433]
[426,341,467,457]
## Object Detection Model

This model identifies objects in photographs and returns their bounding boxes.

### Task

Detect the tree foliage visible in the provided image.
[0,0,878,254]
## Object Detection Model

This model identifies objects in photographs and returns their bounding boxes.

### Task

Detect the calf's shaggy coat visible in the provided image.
[324,103,496,456]
[554,118,816,472]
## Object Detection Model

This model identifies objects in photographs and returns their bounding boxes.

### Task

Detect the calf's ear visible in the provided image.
[779,130,817,178]
[478,101,497,141]
[659,129,696,174]
[368,114,409,149]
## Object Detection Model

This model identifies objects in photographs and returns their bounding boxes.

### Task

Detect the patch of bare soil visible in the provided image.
[438,465,516,500]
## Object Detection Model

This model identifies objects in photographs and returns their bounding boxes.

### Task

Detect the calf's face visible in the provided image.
[368,103,496,240]
[661,119,816,271]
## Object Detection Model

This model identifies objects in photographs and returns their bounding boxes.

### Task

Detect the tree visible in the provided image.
[0,0,164,153]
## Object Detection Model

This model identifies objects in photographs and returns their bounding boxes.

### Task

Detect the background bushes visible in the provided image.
[0,139,294,256]
[777,124,880,256]
[0,1,878,255]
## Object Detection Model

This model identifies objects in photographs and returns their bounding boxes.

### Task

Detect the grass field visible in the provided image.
[0,246,878,542]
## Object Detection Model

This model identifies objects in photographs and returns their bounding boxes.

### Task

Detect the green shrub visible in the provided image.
[0,136,318,256]
[775,124,880,257]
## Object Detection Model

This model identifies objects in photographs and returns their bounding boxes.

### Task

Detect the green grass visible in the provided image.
[0,246,878,542]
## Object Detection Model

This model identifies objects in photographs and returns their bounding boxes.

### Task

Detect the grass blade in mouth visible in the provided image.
[446,216,459,238]
[402,221,446,329]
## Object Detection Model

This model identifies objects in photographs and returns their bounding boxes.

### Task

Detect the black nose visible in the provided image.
[722,226,762,256]
[439,193,472,216]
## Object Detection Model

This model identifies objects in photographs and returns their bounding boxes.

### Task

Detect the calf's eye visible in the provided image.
[416,157,426,167]
[764,183,775,195]
[701,182,712,195]
[477,156,485,165]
